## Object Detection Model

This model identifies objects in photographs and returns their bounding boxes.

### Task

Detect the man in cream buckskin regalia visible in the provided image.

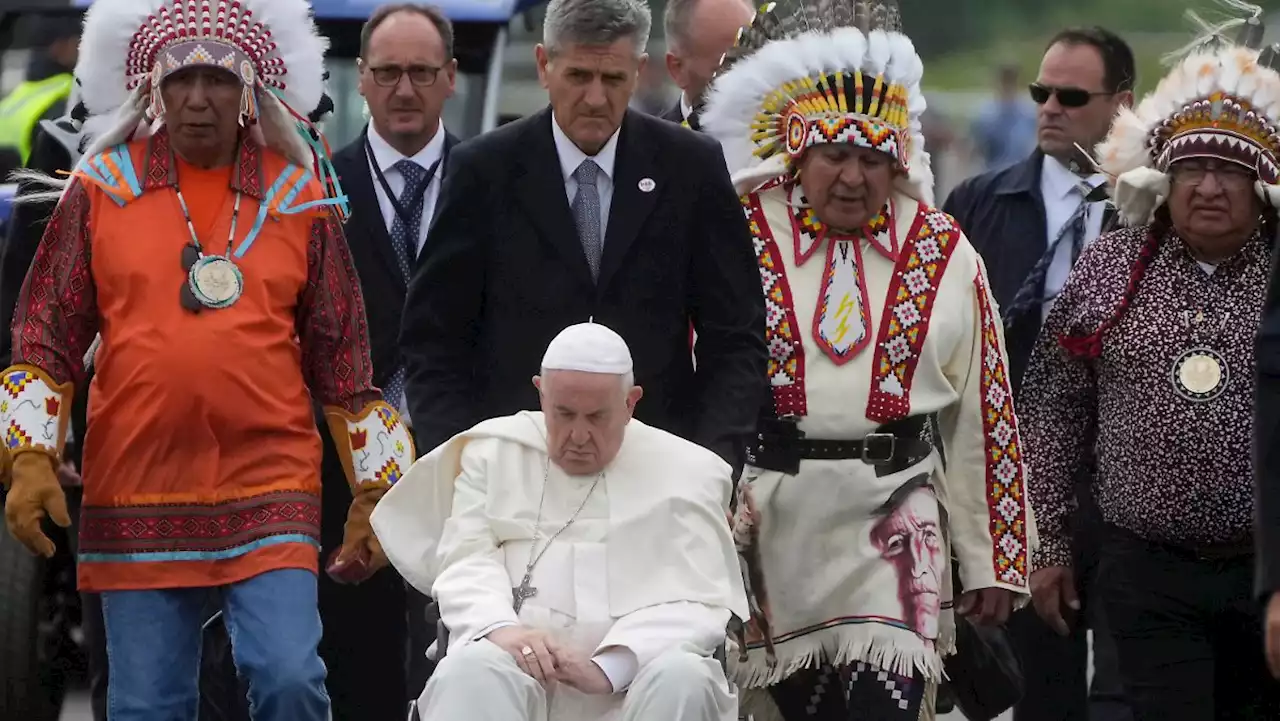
[371,322,748,721]
[698,0,1034,717]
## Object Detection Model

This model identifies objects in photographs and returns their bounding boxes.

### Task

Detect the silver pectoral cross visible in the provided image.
[512,571,537,612]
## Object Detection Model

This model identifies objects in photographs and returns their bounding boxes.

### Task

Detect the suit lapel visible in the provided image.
[1100,204,1119,235]
[1000,153,1051,252]
[660,101,684,125]
[336,128,404,288]
[598,112,660,289]
[414,130,460,271]
[514,109,594,284]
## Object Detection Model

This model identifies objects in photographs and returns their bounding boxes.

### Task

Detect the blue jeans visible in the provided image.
[101,569,330,721]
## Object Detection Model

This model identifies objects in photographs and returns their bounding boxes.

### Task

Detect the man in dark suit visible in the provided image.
[942,27,1136,721]
[660,0,754,128]
[402,0,766,475]
[324,4,458,717]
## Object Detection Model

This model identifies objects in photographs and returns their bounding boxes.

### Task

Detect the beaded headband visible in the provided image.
[127,0,287,123]
[1150,90,1280,182]
[767,69,913,171]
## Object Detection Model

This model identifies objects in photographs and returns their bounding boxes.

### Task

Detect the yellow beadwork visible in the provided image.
[1156,90,1280,158]
[746,68,913,170]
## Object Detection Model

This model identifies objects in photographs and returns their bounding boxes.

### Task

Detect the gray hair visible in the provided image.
[542,0,651,57]
[664,0,752,55]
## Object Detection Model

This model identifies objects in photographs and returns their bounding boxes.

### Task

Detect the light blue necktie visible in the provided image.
[1002,185,1094,325]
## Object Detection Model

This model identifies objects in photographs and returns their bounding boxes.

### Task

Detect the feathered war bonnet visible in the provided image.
[1096,0,1280,226]
[699,0,933,205]
[68,0,345,213]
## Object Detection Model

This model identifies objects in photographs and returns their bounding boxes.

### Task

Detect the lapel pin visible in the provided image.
[638,178,656,193]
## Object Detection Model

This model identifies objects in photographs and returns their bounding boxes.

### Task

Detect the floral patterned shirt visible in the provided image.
[1020,224,1268,569]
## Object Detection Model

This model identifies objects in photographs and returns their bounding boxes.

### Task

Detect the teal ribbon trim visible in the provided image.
[297,119,351,219]
[236,166,297,259]
[235,165,350,260]
[75,144,141,207]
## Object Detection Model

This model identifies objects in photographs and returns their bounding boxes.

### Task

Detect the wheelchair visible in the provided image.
[407,608,751,721]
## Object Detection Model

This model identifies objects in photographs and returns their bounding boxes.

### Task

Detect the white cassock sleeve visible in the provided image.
[590,601,731,691]
[432,439,519,645]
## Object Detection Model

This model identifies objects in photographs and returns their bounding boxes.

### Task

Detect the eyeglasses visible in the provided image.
[1169,161,1255,189]
[366,64,444,88]
[1028,83,1113,108]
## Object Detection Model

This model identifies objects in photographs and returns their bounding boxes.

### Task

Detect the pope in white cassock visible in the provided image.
[371,322,750,721]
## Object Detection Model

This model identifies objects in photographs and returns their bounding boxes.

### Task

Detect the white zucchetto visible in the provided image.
[541,322,633,375]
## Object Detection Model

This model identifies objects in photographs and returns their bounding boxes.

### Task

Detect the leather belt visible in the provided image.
[747,416,933,475]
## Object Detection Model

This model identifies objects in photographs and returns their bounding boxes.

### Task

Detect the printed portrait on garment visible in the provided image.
[869,474,944,640]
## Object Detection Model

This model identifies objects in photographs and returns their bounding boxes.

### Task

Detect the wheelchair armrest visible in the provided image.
[437,619,450,657]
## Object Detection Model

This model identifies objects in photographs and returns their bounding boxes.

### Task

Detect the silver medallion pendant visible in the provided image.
[1171,347,1229,402]
[187,255,244,309]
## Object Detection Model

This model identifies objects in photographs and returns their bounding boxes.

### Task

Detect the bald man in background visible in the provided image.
[661,0,755,129]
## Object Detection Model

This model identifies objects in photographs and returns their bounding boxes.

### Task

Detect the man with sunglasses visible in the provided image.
[324,4,460,718]
[1023,17,1280,719]
[942,26,1136,721]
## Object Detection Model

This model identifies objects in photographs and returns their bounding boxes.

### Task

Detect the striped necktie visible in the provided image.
[1002,192,1091,324]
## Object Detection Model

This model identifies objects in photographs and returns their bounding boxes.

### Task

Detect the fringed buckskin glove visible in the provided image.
[0,365,74,558]
[323,401,414,584]
[4,452,70,557]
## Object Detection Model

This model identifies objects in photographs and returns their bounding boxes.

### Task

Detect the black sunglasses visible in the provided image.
[1029,83,1113,108]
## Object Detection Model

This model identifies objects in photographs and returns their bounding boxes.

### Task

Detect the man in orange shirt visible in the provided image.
[0,0,413,718]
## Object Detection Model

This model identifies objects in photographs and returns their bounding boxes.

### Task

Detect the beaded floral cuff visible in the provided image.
[0,365,72,459]
[325,401,414,493]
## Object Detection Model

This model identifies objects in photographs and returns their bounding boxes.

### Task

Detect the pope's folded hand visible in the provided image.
[3,451,71,558]
[487,625,559,683]
[327,486,390,585]
[547,638,615,695]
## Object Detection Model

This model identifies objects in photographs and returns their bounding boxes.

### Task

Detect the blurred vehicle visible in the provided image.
[0,2,544,718]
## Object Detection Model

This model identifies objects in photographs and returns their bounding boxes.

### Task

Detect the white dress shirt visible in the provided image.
[365,120,448,257]
[1041,155,1108,320]
[680,94,694,122]
[551,113,620,244]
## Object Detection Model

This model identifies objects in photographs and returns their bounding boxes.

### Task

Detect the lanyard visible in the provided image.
[363,135,445,229]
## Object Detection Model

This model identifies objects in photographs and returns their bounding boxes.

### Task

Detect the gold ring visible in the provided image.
[521,646,535,656]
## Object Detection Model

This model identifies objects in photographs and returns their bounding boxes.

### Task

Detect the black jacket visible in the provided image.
[942,153,1052,393]
[400,107,767,469]
[330,127,458,392]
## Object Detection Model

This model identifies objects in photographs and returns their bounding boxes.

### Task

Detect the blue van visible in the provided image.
[0,3,543,719]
